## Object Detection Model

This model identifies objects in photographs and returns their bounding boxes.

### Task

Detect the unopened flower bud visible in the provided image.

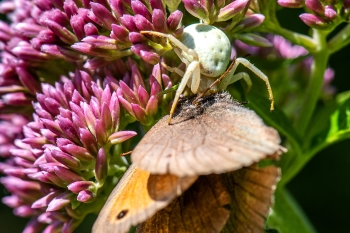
[217,0,249,22]
[278,0,304,8]
[300,13,329,29]
[182,0,209,22]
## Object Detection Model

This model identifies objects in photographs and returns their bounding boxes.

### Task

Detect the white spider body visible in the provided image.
[181,24,231,78]
[141,24,274,124]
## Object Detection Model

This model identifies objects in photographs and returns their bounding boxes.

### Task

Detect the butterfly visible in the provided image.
[93,92,284,233]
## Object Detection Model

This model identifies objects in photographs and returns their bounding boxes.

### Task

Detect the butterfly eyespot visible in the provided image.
[223,204,231,211]
[117,210,128,219]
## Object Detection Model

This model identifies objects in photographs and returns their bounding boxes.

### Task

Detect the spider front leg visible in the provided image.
[140,31,199,63]
[168,61,201,124]
[224,58,274,111]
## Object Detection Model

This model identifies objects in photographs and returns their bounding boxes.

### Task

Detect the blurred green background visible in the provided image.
[1,7,350,233]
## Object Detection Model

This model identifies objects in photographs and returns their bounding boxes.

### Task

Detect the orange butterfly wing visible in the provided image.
[92,164,198,233]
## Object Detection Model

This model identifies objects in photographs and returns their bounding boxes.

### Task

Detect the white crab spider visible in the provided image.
[142,23,274,124]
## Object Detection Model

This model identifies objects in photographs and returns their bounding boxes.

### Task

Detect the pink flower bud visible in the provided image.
[324,5,337,20]
[84,23,98,36]
[51,150,81,170]
[131,0,152,21]
[43,19,78,45]
[67,181,95,194]
[95,119,108,145]
[58,116,81,144]
[101,102,113,132]
[69,15,85,40]
[217,0,249,22]
[150,0,166,15]
[305,0,324,15]
[63,0,79,18]
[140,50,160,64]
[32,191,61,209]
[77,190,95,203]
[120,15,138,32]
[12,44,49,62]
[109,130,137,144]
[111,24,130,43]
[167,10,183,32]
[62,218,80,233]
[43,221,63,233]
[133,14,154,31]
[47,191,75,211]
[54,166,84,184]
[90,3,118,31]
[300,13,329,29]
[95,148,107,184]
[278,0,304,8]
[137,85,150,108]
[145,95,158,117]
[183,0,209,21]
[23,219,45,233]
[14,205,36,217]
[129,32,147,44]
[10,148,36,161]
[2,92,33,106]
[79,128,98,155]
[235,14,265,31]
[152,9,167,32]
[132,103,148,124]
[13,22,45,38]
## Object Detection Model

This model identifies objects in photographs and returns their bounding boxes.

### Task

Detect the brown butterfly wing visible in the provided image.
[132,94,283,177]
[137,174,231,233]
[92,164,198,233]
[221,162,280,233]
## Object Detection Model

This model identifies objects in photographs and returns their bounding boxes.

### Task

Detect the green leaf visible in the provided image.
[234,33,273,47]
[245,90,302,156]
[307,90,350,157]
[157,84,179,96]
[267,187,316,233]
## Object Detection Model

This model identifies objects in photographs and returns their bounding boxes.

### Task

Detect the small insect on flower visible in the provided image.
[141,23,275,124]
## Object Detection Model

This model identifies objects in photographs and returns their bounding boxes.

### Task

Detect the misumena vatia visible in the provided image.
[142,23,274,124]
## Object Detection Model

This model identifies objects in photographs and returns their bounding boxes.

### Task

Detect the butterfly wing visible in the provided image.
[132,94,283,177]
[221,162,280,233]
[137,174,231,233]
[137,162,279,233]
[92,164,198,233]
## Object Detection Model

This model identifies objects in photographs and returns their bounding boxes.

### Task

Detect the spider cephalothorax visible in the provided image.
[142,23,274,123]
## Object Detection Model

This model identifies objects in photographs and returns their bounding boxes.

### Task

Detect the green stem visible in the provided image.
[328,24,350,54]
[279,153,312,185]
[280,30,329,185]
[295,29,329,135]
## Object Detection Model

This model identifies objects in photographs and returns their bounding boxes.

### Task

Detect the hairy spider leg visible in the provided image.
[222,58,274,111]
[141,31,205,123]
[161,62,184,77]
[168,61,200,124]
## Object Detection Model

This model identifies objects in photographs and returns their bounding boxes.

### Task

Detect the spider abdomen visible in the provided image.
[181,24,231,78]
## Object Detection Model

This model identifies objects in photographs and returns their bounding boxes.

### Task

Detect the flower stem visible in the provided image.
[328,24,350,54]
[295,29,329,135]
[280,29,329,185]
